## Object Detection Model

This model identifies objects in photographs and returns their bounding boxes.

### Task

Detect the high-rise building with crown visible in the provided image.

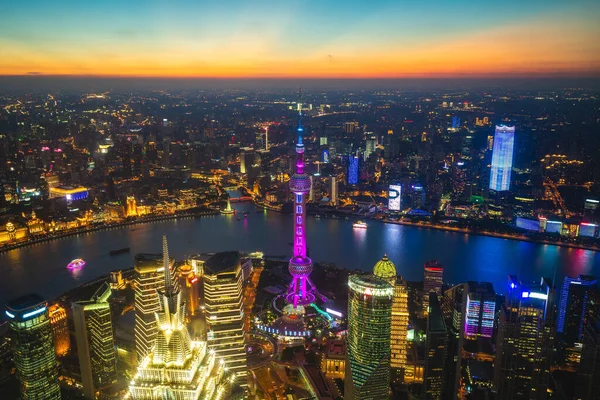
[489,125,515,192]
[5,294,61,400]
[130,236,230,400]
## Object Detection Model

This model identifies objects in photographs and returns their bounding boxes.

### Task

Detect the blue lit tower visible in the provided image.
[347,154,359,185]
[557,275,597,344]
[489,125,515,192]
[286,93,316,308]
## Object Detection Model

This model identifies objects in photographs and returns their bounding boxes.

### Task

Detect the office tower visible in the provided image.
[576,313,600,400]
[489,125,515,192]
[4,294,61,400]
[329,176,338,206]
[134,240,174,362]
[423,293,447,400]
[319,136,328,146]
[286,100,317,308]
[373,255,409,382]
[558,275,597,344]
[72,283,117,399]
[240,148,254,174]
[347,155,359,185]
[203,252,247,385]
[364,135,376,160]
[465,282,496,339]
[584,198,599,223]
[48,303,71,357]
[441,284,467,396]
[495,276,555,400]
[126,195,137,217]
[344,121,359,133]
[345,274,393,400]
[129,240,229,400]
[423,260,444,316]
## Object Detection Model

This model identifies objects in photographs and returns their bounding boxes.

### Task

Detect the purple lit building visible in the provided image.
[464,282,496,339]
[286,101,317,308]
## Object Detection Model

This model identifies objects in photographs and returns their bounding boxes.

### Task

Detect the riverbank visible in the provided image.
[0,210,219,254]
[382,218,600,252]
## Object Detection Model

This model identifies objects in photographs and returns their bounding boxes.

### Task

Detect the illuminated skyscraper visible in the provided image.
[423,260,444,316]
[464,282,496,339]
[133,240,175,362]
[5,294,61,400]
[489,125,515,192]
[557,275,597,344]
[203,252,247,385]
[347,155,359,185]
[72,283,117,399]
[286,95,316,308]
[345,274,393,400]
[495,276,555,400]
[48,303,71,357]
[329,176,338,206]
[423,293,447,400]
[130,239,230,400]
[576,313,600,399]
[373,255,409,382]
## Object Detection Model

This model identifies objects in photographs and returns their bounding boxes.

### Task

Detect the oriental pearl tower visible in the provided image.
[286,91,316,308]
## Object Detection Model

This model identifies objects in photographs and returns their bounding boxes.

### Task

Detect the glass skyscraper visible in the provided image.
[423,260,444,316]
[424,293,447,400]
[489,125,515,192]
[345,274,393,400]
[72,283,117,399]
[557,275,597,344]
[5,293,61,400]
[465,282,496,339]
[347,155,359,185]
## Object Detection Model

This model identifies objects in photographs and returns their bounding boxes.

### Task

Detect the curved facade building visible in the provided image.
[345,274,393,400]
[489,125,515,192]
[5,294,61,400]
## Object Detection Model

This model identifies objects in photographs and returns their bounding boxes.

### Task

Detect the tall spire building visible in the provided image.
[286,91,316,308]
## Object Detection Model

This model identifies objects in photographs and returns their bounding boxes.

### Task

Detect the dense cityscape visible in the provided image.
[0,84,598,400]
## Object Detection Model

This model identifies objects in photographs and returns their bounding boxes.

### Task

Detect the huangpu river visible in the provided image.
[1,202,599,307]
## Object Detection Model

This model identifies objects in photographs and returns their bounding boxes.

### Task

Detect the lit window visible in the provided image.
[297,216,302,224]
[297,194,302,203]
[296,205,302,214]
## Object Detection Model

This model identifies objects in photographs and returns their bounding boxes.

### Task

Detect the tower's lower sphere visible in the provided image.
[289,174,312,193]
[289,258,313,277]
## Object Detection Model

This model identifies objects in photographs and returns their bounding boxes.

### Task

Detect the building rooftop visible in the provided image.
[5,293,46,313]
[373,255,396,280]
[203,251,241,275]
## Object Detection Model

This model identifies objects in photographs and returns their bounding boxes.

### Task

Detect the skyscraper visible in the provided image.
[133,242,175,362]
[286,97,316,308]
[345,274,393,400]
[489,125,515,192]
[130,238,230,399]
[372,255,409,382]
[464,282,496,339]
[203,252,247,385]
[557,275,597,344]
[72,283,117,399]
[5,294,61,400]
[347,155,359,185]
[48,303,71,357]
[576,312,600,400]
[329,176,338,206]
[495,276,555,399]
[423,293,447,400]
[423,260,444,316]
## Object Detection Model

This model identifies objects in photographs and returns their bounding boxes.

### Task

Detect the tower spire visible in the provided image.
[162,234,172,295]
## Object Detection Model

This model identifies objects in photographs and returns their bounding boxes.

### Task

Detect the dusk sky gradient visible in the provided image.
[1,0,599,78]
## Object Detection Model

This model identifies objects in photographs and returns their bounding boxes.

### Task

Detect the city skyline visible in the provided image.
[1,0,599,78]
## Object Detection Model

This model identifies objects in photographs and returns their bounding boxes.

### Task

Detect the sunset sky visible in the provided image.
[1,0,599,78]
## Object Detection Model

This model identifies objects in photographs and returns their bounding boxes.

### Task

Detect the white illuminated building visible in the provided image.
[130,236,230,400]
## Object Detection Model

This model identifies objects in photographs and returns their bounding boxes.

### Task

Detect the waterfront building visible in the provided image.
[464,282,496,339]
[129,238,229,400]
[576,312,600,400]
[49,185,89,201]
[423,260,444,316]
[286,98,317,309]
[557,275,597,344]
[72,283,117,399]
[423,293,447,400]
[126,195,137,216]
[345,274,393,400]
[5,294,61,400]
[134,241,175,363]
[48,303,71,357]
[203,252,247,385]
[329,176,338,206]
[489,125,515,192]
[373,255,409,381]
[495,275,555,399]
